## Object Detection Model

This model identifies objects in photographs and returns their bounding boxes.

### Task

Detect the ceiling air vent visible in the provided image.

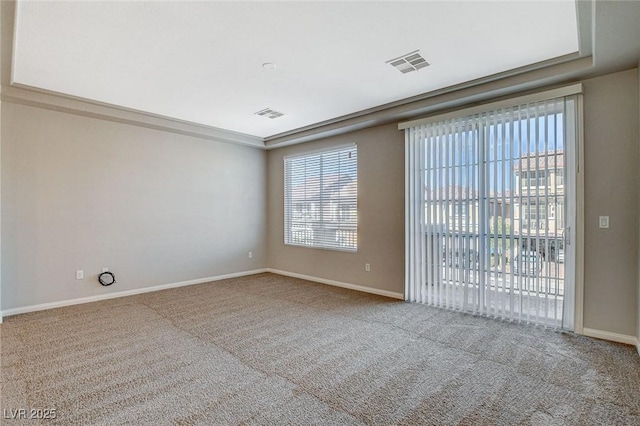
[386,50,430,74]
[254,108,284,119]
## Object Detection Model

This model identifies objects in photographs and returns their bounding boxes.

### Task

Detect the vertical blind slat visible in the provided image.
[427,128,433,305]
[405,96,573,329]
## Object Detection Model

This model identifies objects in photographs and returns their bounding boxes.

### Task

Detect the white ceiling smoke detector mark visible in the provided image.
[386,50,430,74]
[254,108,285,119]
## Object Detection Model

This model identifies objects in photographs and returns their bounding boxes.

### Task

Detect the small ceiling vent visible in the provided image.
[386,50,430,74]
[254,108,284,119]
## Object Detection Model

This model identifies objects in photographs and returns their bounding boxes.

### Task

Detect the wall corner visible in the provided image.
[637,63,640,348]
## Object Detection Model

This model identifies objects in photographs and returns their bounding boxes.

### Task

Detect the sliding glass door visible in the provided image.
[404,90,579,329]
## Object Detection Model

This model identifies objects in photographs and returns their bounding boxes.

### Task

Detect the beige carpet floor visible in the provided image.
[1,272,639,425]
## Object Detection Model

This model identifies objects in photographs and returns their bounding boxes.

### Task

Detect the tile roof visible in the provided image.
[290,175,355,200]
[513,150,564,170]
[426,185,511,202]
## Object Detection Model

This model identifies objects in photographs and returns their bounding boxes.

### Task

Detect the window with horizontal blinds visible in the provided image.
[284,145,357,251]
[403,89,579,330]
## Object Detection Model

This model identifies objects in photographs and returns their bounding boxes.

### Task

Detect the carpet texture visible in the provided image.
[1,273,639,425]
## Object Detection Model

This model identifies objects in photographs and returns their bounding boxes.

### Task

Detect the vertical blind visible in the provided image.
[284,144,357,251]
[403,91,578,329]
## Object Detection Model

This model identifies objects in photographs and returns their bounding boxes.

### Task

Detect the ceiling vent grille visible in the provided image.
[254,108,285,119]
[386,50,430,74]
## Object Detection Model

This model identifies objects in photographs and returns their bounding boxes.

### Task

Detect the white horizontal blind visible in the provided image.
[405,96,576,329]
[284,145,357,251]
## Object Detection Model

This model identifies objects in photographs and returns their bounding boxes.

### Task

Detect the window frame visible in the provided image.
[401,84,581,331]
[283,144,358,252]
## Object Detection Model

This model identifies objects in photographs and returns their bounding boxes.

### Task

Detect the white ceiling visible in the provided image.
[13,1,581,139]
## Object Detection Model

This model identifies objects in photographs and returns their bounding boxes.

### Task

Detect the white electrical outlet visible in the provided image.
[365,263,371,272]
[102,267,109,273]
[76,270,84,280]
[248,251,253,259]
[599,216,610,229]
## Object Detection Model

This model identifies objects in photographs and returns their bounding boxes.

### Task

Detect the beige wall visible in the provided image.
[0,4,3,319]
[267,69,640,338]
[1,102,267,310]
[267,123,405,294]
[582,69,639,337]
[2,66,638,339]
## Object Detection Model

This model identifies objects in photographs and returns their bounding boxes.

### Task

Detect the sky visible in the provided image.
[425,111,565,193]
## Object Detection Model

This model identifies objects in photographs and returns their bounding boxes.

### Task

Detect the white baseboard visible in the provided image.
[267,268,404,300]
[1,268,268,318]
[582,327,639,347]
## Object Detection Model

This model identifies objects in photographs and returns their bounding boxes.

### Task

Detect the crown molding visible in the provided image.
[265,55,594,149]
[1,84,265,149]
[0,53,595,152]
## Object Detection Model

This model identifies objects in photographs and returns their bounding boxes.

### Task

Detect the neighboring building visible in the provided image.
[512,150,565,260]
[424,185,511,268]
[423,150,565,262]
[513,150,564,233]
[424,185,510,233]
[288,175,357,249]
